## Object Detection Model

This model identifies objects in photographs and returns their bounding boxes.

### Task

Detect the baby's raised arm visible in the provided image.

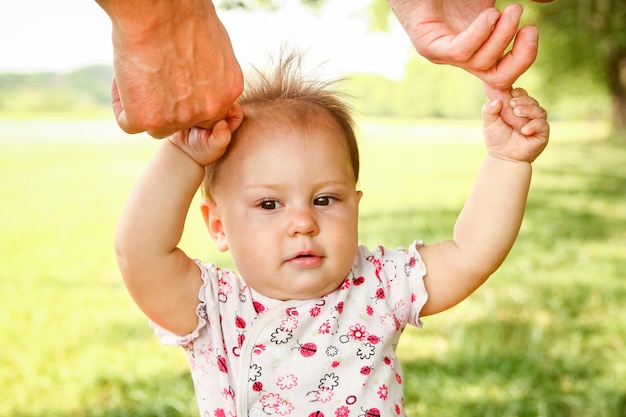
[115,106,243,335]
[419,88,549,316]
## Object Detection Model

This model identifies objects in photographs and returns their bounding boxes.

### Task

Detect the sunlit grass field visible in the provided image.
[1,118,624,417]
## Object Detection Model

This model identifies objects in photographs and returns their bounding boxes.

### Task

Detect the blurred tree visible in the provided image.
[219,0,625,135]
[526,0,626,136]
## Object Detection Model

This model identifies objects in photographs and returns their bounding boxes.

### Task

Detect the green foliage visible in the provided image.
[0,65,112,117]
[348,60,486,119]
[501,0,626,132]
[1,119,624,417]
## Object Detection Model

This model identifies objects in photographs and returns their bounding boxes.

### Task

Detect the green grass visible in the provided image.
[1,118,624,417]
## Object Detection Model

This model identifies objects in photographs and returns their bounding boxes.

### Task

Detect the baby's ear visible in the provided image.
[200,199,228,252]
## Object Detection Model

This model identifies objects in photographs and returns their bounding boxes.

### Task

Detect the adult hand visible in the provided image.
[388,0,547,91]
[96,0,244,138]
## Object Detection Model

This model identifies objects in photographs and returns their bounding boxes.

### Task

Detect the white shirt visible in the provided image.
[153,242,428,417]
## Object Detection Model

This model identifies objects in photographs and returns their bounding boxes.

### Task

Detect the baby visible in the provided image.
[115,51,549,416]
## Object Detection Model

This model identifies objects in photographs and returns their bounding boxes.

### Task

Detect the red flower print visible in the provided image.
[347,324,369,341]
[310,306,321,317]
[335,405,350,417]
[319,320,331,334]
[377,384,388,400]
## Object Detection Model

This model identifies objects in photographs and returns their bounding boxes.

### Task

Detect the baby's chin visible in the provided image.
[255,279,345,302]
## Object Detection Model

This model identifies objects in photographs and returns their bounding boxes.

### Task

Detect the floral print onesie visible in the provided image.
[153,242,428,417]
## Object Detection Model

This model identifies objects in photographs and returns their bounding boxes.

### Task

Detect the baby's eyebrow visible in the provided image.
[247,179,353,190]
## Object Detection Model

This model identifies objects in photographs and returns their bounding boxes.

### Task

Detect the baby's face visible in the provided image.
[207,116,362,300]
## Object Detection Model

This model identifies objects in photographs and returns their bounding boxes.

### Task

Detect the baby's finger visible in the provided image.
[225,103,244,132]
[482,98,505,128]
[511,87,528,98]
[513,103,547,120]
[510,97,539,109]
[521,118,550,137]
[209,120,232,147]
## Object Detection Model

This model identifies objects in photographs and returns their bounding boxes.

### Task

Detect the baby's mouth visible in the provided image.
[288,251,323,267]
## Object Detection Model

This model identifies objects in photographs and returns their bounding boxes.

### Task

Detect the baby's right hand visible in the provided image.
[167,103,243,166]
[482,88,549,163]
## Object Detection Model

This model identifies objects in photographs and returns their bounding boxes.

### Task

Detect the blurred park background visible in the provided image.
[1,0,625,416]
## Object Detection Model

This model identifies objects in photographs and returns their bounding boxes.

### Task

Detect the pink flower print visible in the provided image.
[217,277,232,296]
[315,388,334,403]
[260,393,282,409]
[395,373,402,384]
[277,373,298,390]
[275,399,294,416]
[377,384,388,400]
[393,300,408,322]
[199,341,214,359]
[319,320,331,334]
[395,403,401,415]
[366,305,374,316]
[335,405,350,417]
[347,323,369,341]
[221,387,235,400]
[214,409,226,417]
[332,360,340,368]
[197,364,209,377]
[340,278,351,290]
[280,316,299,331]
[380,313,401,331]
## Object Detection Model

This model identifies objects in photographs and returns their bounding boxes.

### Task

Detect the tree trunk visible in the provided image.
[607,46,626,137]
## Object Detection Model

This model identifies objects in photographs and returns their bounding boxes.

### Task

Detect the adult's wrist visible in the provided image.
[97,0,216,43]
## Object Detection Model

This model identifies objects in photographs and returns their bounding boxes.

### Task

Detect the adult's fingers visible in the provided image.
[490,25,539,90]
[466,3,522,71]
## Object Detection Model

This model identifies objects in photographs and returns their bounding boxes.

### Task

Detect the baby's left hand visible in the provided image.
[167,103,244,167]
[482,88,549,163]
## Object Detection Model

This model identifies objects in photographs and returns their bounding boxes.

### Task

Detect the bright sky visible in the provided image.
[0,0,415,79]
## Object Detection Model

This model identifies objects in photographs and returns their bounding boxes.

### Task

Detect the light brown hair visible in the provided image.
[203,48,359,200]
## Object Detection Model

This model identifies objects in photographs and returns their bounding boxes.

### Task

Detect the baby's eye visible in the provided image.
[259,200,281,210]
[314,195,338,206]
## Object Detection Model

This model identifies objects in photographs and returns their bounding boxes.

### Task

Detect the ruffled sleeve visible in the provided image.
[407,240,429,327]
[150,259,211,347]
